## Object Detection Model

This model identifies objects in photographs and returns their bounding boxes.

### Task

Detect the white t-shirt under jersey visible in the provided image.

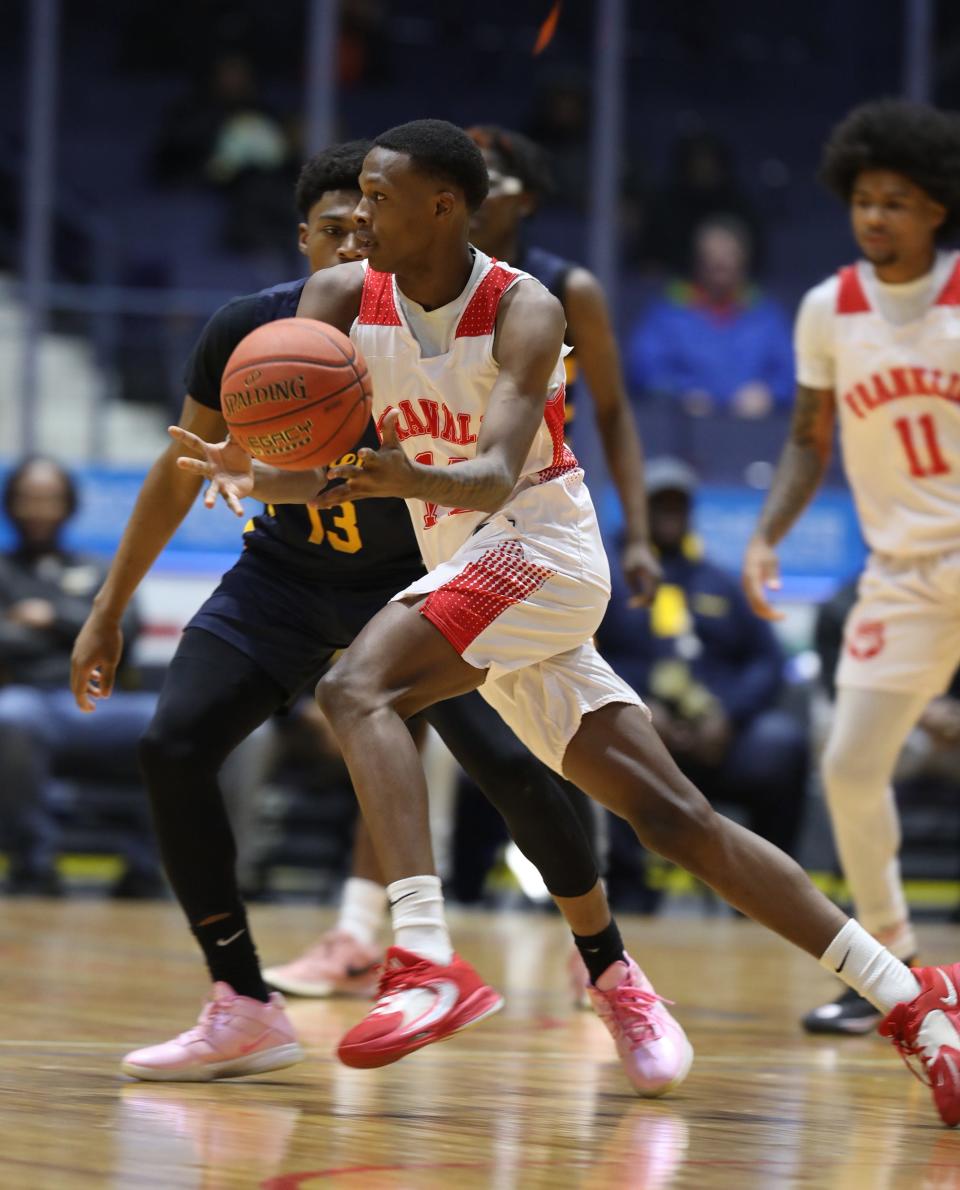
[395,249,486,358]
[793,250,960,558]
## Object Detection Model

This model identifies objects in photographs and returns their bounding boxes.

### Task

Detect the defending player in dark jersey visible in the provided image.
[70,142,653,1092]
[467,125,659,601]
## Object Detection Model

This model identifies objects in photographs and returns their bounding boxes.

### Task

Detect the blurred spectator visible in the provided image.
[0,458,160,896]
[627,216,794,417]
[642,130,765,274]
[153,52,295,255]
[597,457,808,906]
[525,74,592,208]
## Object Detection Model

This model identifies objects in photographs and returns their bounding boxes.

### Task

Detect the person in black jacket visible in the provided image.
[0,457,158,894]
[597,458,809,905]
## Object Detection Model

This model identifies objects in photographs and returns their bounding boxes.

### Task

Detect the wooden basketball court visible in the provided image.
[2,902,959,1188]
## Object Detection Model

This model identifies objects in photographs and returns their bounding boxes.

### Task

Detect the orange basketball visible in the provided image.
[220,318,372,470]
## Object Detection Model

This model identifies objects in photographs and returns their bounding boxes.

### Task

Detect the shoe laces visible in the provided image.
[881,1005,933,1087]
[376,955,435,999]
[602,984,671,1047]
[178,995,235,1046]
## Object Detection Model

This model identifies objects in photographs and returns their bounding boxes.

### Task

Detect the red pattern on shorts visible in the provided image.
[421,540,555,656]
[847,619,886,660]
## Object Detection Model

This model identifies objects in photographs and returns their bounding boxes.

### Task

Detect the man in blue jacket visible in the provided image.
[598,458,808,884]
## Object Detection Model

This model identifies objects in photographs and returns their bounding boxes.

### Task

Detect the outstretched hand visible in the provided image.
[169,425,254,517]
[310,409,417,509]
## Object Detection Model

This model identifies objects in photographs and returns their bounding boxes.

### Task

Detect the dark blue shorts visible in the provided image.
[188,550,421,697]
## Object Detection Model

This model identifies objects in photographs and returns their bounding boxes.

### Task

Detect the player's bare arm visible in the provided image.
[313,283,567,512]
[563,266,660,605]
[743,383,836,620]
[70,395,226,711]
[296,259,366,333]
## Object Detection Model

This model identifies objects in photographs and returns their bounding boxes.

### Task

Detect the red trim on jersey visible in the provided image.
[934,259,960,306]
[534,382,579,483]
[835,266,871,314]
[454,264,518,337]
[421,540,554,655]
[358,268,402,326]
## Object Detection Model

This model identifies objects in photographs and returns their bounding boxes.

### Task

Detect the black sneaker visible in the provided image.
[802,985,882,1035]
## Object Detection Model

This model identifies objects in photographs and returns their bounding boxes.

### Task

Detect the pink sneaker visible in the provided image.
[263,930,381,998]
[588,955,693,1097]
[121,983,305,1082]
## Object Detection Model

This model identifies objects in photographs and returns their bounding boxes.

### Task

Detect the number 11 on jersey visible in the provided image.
[893,413,950,478]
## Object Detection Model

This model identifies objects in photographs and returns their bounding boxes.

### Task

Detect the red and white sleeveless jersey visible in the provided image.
[796,253,960,557]
[349,251,578,570]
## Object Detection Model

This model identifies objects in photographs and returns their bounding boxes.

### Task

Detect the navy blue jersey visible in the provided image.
[517,244,580,426]
[184,278,424,590]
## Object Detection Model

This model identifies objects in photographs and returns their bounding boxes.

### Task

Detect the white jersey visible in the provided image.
[794,252,960,558]
[350,250,578,571]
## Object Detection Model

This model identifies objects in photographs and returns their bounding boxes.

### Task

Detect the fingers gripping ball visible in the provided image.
[221,319,372,469]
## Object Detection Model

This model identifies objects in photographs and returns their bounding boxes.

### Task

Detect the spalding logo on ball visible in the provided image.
[220,318,372,470]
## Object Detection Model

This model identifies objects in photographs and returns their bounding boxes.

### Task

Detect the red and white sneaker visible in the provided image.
[337,946,504,1069]
[121,983,305,1082]
[588,955,694,1097]
[879,962,960,1127]
[264,930,381,999]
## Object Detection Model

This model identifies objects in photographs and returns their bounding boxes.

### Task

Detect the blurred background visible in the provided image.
[2,0,958,914]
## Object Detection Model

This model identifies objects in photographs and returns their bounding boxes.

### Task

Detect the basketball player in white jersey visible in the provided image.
[183,120,960,1124]
[743,99,960,1037]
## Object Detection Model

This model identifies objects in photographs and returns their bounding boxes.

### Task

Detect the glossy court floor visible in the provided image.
[2,902,960,1189]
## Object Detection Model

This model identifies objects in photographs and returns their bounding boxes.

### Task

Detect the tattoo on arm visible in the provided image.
[411,455,513,513]
[756,386,835,545]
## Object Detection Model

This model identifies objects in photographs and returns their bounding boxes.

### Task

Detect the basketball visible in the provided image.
[220,318,372,470]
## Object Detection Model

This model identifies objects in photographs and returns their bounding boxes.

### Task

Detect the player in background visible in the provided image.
[467,125,659,603]
[466,125,658,920]
[742,100,960,1035]
[72,141,689,1093]
[188,121,960,1126]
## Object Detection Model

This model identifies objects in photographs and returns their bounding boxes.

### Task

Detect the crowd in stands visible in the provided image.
[4,5,956,912]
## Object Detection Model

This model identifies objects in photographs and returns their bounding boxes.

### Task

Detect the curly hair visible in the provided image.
[372,119,489,211]
[466,125,555,200]
[294,140,370,218]
[820,99,960,238]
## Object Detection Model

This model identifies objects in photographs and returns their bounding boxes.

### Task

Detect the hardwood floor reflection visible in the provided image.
[1,901,959,1188]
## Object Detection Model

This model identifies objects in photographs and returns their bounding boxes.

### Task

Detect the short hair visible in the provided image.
[372,119,489,211]
[820,99,960,239]
[2,455,78,521]
[294,139,370,218]
[467,125,555,199]
[694,214,753,254]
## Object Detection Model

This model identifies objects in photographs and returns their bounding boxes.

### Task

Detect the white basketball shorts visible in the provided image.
[836,547,960,698]
[391,471,645,773]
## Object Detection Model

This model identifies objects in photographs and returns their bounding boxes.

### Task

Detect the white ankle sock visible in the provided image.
[820,919,921,1013]
[387,875,453,964]
[336,877,387,949]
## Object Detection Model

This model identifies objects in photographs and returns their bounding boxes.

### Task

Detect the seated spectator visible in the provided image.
[152,51,294,256]
[641,130,765,275]
[0,458,161,896]
[597,457,808,906]
[627,216,794,417]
